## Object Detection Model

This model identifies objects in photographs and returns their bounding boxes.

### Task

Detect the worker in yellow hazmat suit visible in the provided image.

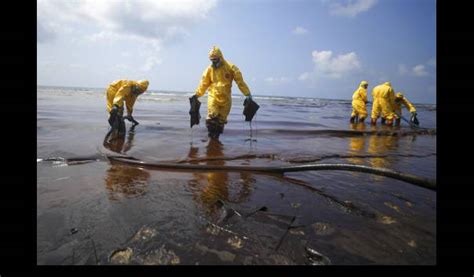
[106,79,149,132]
[370,82,397,126]
[393,92,419,126]
[192,46,252,139]
[350,81,369,123]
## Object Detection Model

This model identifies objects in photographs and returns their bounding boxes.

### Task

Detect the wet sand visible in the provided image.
[37,86,436,265]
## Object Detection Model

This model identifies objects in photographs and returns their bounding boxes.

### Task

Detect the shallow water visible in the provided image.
[37,86,436,265]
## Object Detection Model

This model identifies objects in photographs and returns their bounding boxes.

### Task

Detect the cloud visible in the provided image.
[264,76,293,85]
[141,56,163,72]
[37,0,217,76]
[326,0,378,18]
[292,26,308,35]
[37,0,218,44]
[307,50,361,79]
[399,62,432,77]
[412,64,428,77]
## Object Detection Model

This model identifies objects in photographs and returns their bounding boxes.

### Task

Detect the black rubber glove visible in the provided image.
[124,115,139,126]
[190,95,198,103]
[410,112,419,126]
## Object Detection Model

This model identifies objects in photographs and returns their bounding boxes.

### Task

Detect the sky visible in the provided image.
[37,0,436,104]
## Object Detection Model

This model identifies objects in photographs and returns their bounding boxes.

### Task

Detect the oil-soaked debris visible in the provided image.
[136,245,180,265]
[109,247,133,264]
[131,226,158,242]
[227,236,244,249]
[305,246,331,265]
[289,228,305,236]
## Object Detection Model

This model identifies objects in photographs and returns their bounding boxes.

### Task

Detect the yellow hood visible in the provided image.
[209,46,224,60]
[360,80,368,87]
[137,80,149,92]
[383,82,392,87]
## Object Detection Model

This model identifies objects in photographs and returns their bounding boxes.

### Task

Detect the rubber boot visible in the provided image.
[370,118,377,125]
[117,117,126,136]
[216,124,224,139]
[206,118,220,139]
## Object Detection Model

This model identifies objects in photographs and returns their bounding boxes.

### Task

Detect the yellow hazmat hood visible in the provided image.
[208,46,224,60]
[137,80,149,92]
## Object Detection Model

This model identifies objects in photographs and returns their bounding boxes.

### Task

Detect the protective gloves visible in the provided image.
[124,115,139,126]
[410,112,419,126]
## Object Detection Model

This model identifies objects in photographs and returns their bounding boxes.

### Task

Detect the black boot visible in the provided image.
[206,118,220,139]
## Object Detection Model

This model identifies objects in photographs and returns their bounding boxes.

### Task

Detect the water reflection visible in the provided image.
[367,128,400,169]
[347,123,366,165]
[103,127,150,200]
[347,124,401,179]
[188,140,255,217]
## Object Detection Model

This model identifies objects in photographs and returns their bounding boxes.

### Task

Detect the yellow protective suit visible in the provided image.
[106,79,149,116]
[394,92,416,116]
[371,82,397,121]
[351,81,368,119]
[195,46,251,124]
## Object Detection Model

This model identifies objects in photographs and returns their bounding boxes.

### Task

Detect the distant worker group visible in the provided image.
[350,81,419,127]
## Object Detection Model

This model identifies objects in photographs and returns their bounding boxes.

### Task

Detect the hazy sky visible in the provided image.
[37,0,436,104]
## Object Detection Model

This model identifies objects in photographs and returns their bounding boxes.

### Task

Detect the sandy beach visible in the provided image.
[37,86,436,265]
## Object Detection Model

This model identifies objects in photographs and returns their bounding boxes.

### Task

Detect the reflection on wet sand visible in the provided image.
[188,139,254,217]
[103,127,150,200]
[347,123,401,181]
[347,123,367,165]
[367,126,400,169]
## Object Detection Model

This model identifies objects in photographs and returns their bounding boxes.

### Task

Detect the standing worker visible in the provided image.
[393,92,419,126]
[370,82,397,126]
[106,79,149,133]
[350,81,369,123]
[191,46,252,140]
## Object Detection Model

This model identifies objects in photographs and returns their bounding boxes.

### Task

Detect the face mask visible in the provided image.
[133,86,142,95]
[211,58,222,68]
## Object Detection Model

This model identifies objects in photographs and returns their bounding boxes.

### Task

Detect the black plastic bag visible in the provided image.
[189,95,201,128]
[243,98,260,122]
